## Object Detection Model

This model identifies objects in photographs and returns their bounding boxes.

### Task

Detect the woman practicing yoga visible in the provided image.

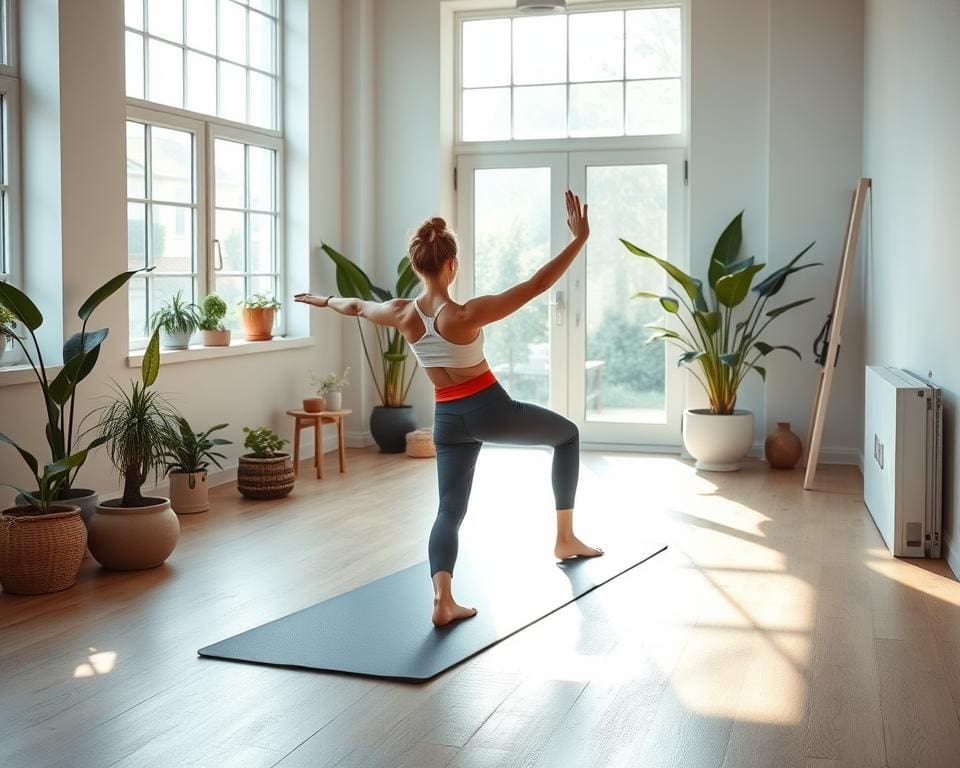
[295,190,602,627]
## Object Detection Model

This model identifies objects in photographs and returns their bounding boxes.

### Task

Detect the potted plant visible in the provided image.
[0,304,16,358]
[237,426,294,500]
[0,270,146,526]
[150,290,200,350]
[240,293,281,341]
[310,366,350,411]
[624,212,819,471]
[198,293,231,347]
[321,244,420,452]
[163,418,231,514]
[89,330,181,570]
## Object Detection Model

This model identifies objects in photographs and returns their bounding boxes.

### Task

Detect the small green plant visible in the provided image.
[242,426,288,458]
[164,418,231,474]
[197,294,228,332]
[0,304,17,337]
[150,291,201,336]
[309,366,351,396]
[240,293,281,311]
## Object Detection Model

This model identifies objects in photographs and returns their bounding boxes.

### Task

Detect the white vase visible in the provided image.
[169,471,210,514]
[682,409,755,471]
[326,390,342,410]
[160,329,193,349]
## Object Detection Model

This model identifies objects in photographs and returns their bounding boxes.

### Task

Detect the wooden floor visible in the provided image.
[2,447,960,768]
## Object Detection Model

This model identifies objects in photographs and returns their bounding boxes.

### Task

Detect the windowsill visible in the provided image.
[0,362,64,388]
[126,336,315,368]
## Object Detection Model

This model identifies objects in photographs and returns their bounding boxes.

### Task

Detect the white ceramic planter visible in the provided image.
[169,471,210,514]
[326,391,343,410]
[160,329,193,349]
[88,497,180,570]
[682,408,755,472]
[0,334,6,356]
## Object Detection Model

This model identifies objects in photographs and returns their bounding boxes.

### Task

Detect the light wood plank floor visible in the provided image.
[2,447,960,768]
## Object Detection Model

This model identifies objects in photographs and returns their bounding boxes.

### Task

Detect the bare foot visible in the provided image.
[432,599,478,627]
[555,535,604,561]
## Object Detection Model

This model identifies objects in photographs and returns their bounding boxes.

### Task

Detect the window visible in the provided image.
[459,6,682,142]
[124,0,282,347]
[0,0,20,365]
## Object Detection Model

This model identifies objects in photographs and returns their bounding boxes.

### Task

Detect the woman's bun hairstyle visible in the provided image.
[409,217,458,278]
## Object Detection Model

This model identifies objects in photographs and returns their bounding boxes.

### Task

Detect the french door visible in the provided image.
[456,149,685,447]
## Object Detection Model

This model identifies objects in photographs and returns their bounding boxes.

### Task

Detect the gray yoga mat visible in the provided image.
[198,542,666,681]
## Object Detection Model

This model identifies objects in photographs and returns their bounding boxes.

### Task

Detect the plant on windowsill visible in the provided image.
[307,366,350,412]
[88,330,182,570]
[163,418,231,514]
[240,293,281,342]
[320,244,421,452]
[0,304,17,360]
[237,426,294,500]
[198,293,231,347]
[0,269,148,532]
[624,211,820,472]
[150,290,201,350]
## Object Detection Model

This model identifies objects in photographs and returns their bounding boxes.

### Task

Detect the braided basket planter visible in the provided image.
[237,454,295,499]
[0,505,86,595]
[406,428,436,458]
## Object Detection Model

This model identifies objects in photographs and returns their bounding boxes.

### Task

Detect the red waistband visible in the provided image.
[435,370,498,402]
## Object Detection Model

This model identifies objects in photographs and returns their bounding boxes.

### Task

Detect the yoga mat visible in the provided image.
[198,542,666,681]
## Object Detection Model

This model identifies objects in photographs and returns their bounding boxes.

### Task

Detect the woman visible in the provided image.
[295,190,602,627]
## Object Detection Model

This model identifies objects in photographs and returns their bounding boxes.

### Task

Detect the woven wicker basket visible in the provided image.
[237,454,295,499]
[0,505,86,595]
[406,428,436,458]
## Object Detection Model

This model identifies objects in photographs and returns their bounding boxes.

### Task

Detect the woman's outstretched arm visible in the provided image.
[293,294,406,328]
[461,190,589,328]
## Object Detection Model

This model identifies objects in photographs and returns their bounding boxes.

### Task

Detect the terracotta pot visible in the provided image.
[241,308,275,341]
[765,422,803,469]
[237,454,295,500]
[0,505,86,594]
[326,391,343,410]
[88,498,180,570]
[303,397,326,413]
[160,329,193,349]
[169,471,210,514]
[682,409,754,472]
[202,329,231,347]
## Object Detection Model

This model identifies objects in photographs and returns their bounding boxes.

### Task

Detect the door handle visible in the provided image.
[548,290,564,326]
[213,239,224,271]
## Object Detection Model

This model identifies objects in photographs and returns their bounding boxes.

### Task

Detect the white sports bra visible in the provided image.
[409,298,485,369]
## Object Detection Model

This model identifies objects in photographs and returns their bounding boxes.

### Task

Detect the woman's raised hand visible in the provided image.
[565,190,589,242]
[294,293,328,308]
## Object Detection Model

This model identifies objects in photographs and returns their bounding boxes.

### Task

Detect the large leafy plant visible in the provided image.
[0,270,147,494]
[623,212,820,415]
[320,244,421,407]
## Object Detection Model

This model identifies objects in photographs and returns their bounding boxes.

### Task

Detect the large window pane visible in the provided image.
[585,164,669,423]
[220,1,248,65]
[128,278,149,342]
[569,11,624,82]
[126,121,146,198]
[125,0,144,31]
[125,32,145,99]
[249,214,274,273]
[186,0,217,54]
[473,167,552,407]
[513,85,566,140]
[248,145,275,211]
[186,52,217,115]
[569,82,623,137]
[148,38,184,108]
[219,61,247,124]
[151,204,194,272]
[148,0,183,44]
[215,209,245,271]
[215,139,245,208]
[214,275,245,330]
[150,127,193,204]
[462,88,511,142]
[626,8,681,80]
[462,19,511,88]
[248,71,275,130]
[626,79,681,136]
[512,16,566,86]
[127,202,146,270]
[249,11,276,73]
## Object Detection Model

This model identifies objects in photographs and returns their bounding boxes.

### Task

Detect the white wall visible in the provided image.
[359,0,866,458]
[862,0,960,567]
[0,0,343,505]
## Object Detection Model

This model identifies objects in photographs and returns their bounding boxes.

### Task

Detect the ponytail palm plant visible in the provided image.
[320,244,421,407]
[623,212,820,415]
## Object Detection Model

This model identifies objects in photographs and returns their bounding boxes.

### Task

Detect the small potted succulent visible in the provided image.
[163,418,231,514]
[150,290,201,350]
[237,426,294,500]
[240,293,281,342]
[89,330,181,570]
[309,366,350,411]
[198,293,231,347]
[0,304,17,358]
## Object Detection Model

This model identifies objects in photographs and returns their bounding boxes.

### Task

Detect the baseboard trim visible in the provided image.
[346,430,374,448]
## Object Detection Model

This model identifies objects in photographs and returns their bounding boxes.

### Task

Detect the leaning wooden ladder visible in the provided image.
[803,177,871,490]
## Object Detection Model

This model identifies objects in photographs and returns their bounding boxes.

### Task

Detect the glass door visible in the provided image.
[567,149,686,445]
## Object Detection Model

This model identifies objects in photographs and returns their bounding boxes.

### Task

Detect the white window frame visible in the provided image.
[454,0,687,156]
[0,0,23,367]
[125,0,285,350]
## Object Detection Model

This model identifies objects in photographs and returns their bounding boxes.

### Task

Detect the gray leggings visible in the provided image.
[429,382,579,576]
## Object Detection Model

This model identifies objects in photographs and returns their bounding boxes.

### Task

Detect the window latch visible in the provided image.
[213,239,224,271]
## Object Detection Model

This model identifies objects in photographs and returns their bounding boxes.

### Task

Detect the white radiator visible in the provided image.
[863,367,942,557]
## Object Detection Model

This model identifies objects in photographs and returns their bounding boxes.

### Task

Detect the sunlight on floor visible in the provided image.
[73,647,117,678]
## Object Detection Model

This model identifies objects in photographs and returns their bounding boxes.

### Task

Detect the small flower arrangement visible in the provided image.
[309,366,351,397]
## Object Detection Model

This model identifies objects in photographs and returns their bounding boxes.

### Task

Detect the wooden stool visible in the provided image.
[286,409,352,479]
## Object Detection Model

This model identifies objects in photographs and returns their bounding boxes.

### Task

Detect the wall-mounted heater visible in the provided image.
[863,366,942,557]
